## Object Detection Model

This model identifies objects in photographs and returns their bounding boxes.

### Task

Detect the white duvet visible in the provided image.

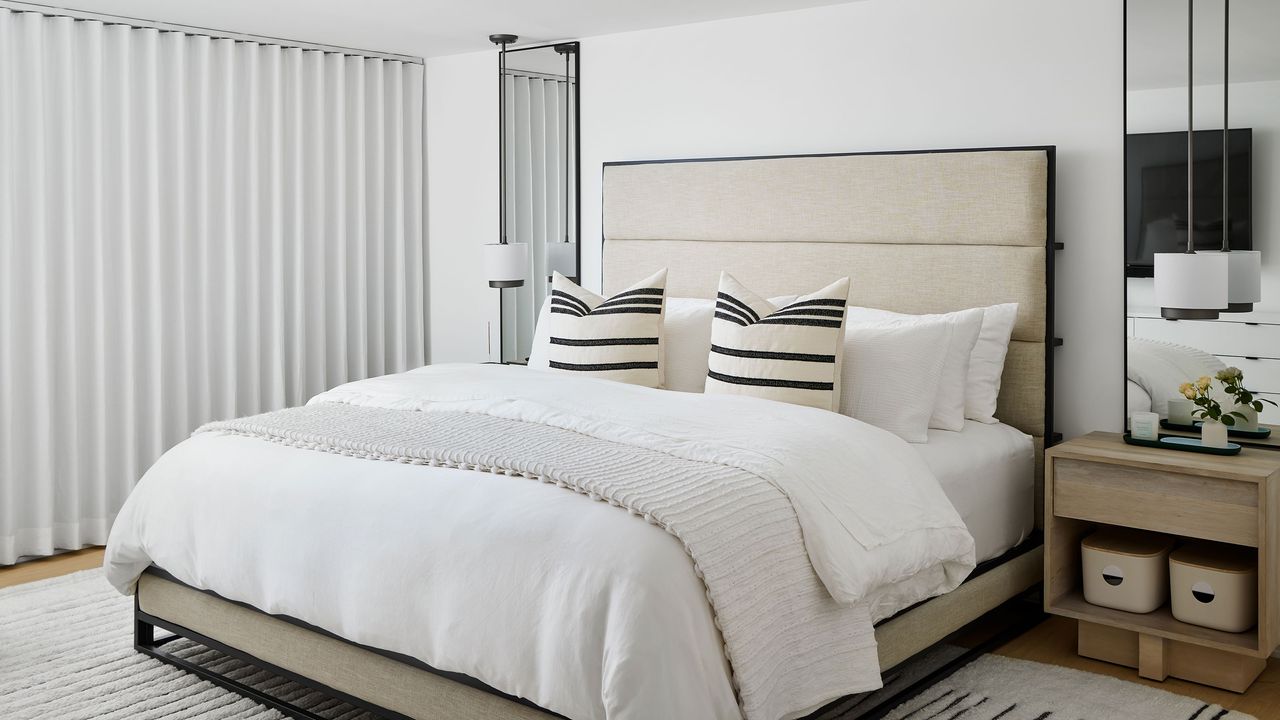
[106,364,974,720]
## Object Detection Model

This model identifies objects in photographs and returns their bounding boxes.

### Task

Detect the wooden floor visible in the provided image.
[4,548,1280,717]
[0,546,105,589]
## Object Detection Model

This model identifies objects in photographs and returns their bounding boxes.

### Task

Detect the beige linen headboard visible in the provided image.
[601,147,1056,518]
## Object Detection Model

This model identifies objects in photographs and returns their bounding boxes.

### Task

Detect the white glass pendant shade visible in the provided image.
[1223,250,1261,312]
[546,241,577,279]
[483,242,528,288]
[1154,252,1229,319]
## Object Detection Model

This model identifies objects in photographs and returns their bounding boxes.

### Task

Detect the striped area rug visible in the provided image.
[0,568,1259,720]
[880,654,1255,720]
[0,568,371,720]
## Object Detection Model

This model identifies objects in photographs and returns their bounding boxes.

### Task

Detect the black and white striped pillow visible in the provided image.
[543,269,668,388]
[704,273,850,410]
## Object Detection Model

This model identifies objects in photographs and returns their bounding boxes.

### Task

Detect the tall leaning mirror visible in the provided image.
[491,38,580,363]
[1125,0,1279,441]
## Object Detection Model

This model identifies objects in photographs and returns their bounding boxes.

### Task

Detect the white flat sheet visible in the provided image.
[914,421,1035,564]
[107,364,975,720]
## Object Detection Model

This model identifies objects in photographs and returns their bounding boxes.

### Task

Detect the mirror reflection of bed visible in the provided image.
[1125,0,1279,430]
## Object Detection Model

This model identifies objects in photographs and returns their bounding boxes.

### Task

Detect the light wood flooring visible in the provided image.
[4,548,1280,716]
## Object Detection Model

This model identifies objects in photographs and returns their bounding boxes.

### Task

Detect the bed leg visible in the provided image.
[134,599,155,648]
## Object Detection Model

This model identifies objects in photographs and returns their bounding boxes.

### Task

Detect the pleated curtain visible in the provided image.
[501,73,574,362]
[0,10,426,564]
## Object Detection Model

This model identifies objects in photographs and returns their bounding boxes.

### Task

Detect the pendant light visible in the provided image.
[483,33,527,289]
[1155,0,1229,320]
[546,43,577,280]
[1218,0,1262,312]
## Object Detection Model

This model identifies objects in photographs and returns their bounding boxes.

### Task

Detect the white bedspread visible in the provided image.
[106,364,974,720]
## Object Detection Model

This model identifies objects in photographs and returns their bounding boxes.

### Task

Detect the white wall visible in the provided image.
[1127,80,1280,316]
[425,0,1125,438]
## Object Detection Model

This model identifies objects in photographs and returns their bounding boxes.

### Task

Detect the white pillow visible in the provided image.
[528,298,554,367]
[966,303,1019,424]
[845,307,984,431]
[704,273,850,411]
[537,270,668,388]
[839,319,950,443]
[664,298,717,393]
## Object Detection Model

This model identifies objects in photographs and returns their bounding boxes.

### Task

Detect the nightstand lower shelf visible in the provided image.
[1077,620,1267,694]
[1048,590,1260,655]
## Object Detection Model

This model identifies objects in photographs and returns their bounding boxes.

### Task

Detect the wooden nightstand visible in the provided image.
[1044,432,1280,692]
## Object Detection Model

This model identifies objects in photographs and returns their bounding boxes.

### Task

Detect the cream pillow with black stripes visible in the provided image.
[704,273,850,410]
[541,269,668,388]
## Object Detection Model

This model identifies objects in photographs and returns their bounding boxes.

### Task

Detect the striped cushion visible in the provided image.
[543,269,668,387]
[704,273,850,410]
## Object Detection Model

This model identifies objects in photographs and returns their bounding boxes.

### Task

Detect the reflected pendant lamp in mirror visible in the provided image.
[1218,0,1262,313]
[484,33,527,290]
[1155,0,1228,320]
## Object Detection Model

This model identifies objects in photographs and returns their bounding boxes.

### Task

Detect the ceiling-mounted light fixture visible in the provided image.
[547,42,577,281]
[483,33,527,289]
[1218,0,1262,313]
[1155,0,1229,320]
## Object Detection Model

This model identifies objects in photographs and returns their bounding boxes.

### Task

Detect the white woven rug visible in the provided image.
[0,568,372,720]
[880,654,1256,720]
[0,568,1260,720]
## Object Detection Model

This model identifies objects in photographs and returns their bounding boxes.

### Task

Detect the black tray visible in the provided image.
[1124,432,1241,455]
[1160,418,1272,439]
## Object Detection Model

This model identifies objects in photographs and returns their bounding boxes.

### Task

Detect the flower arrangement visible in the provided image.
[1179,375,1246,426]
[1216,366,1277,418]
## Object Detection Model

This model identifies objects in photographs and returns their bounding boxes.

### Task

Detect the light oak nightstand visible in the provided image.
[1044,432,1280,692]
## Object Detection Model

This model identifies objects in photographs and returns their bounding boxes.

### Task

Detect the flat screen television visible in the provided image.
[1125,128,1252,277]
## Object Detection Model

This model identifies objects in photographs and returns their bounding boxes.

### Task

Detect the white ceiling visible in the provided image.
[1128,0,1280,90]
[60,0,861,58]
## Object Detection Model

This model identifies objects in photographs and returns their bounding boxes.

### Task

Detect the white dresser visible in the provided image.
[1128,308,1280,424]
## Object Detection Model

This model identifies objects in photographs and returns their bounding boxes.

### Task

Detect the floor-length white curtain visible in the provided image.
[0,9,426,564]
[502,73,573,362]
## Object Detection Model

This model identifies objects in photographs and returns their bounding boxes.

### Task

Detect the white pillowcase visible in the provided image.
[839,319,950,443]
[846,307,984,431]
[663,298,717,393]
[965,303,1020,424]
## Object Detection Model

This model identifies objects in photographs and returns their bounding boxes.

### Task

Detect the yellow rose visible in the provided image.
[1197,376,1212,391]
[1183,387,1197,400]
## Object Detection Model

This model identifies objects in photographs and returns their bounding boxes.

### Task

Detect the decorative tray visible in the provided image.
[1159,419,1272,439]
[1124,432,1241,455]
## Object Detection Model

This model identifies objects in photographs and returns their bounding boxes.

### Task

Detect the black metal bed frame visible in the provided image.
[134,540,1044,720]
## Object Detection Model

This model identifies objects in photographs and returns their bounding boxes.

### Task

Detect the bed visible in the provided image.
[105,146,1056,720]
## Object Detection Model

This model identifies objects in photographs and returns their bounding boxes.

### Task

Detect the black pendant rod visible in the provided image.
[1186,0,1195,254]
[490,34,518,245]
[564,49,570,245]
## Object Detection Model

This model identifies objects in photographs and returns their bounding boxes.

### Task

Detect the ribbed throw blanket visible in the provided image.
[198,402,877,720]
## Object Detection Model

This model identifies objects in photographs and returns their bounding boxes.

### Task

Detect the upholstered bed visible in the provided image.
[110,146,1056,720]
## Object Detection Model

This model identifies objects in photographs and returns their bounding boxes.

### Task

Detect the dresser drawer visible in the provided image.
[1052,458,1259,546]
[1213,357,1280,393]
[1132,318,1280,360]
